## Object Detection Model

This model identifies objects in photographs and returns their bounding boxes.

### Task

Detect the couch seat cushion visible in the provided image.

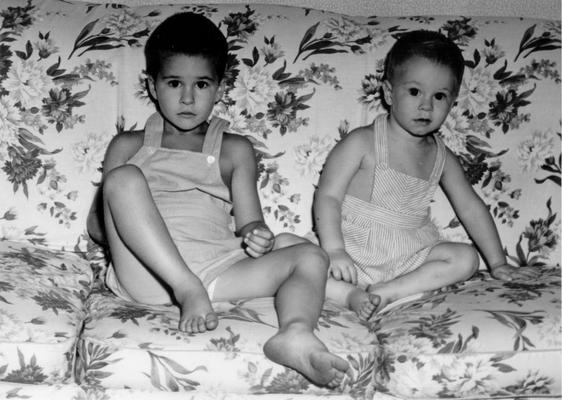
[78,291,375,398]
[0,382,86,399]
[0,240,93,384]
[370,269,561,399]
[83,388,357,400]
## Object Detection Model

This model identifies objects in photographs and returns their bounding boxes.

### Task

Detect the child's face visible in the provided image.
[383,56,457,137]
[147,54,224,133]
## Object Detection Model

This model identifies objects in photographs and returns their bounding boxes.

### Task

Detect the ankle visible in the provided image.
[281,319,314,333]
[172,275,206,302]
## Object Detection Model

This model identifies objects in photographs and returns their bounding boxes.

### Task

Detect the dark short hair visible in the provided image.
[383,30,465,93]
[145,12,228,81]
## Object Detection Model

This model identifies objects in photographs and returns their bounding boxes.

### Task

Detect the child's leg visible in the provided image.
[326,279,380,320]
[103,165,218,333]
[212,243,350,388]
[274,234,379,320]
[274,233,379,320]
[368,242,479,309]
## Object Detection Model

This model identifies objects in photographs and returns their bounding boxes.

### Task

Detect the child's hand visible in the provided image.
[328,249,357,285]
[490,263,541,281]
[244,227,275,258]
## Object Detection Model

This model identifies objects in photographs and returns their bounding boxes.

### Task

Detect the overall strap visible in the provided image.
[143,112,164,147]
[373,113,389,167]
[202,117,230,157]
[367,113,389,202]
[428,135,447,184]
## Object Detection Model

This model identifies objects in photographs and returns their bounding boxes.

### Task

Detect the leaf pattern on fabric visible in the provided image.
[0,1,560,398]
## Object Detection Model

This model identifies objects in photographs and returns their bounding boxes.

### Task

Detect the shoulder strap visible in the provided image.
[429,135,447,183]
[202,116,230,156]
[373,113,389,167]
[143,112,164,147]
[366,113,389,201]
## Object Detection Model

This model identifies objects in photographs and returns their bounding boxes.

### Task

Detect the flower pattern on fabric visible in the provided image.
[0,1,557,269]
[0,1,559,399]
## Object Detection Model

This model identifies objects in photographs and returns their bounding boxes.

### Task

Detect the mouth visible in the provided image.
[413,118,431,125]
[178,111,196,117]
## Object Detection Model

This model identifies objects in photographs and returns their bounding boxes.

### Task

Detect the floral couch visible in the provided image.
[0,0,560,399]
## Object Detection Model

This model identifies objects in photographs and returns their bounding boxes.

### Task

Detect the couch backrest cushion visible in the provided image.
[0,0,560,266]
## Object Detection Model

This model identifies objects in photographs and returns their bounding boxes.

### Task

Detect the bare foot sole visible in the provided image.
[348,289,380,320]
[263,325,350,388]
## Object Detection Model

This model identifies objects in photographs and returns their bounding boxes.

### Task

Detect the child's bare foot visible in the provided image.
[263,324,350,388]
[175,283,218,334]
[347,288,380,320]
[365,284,391,312]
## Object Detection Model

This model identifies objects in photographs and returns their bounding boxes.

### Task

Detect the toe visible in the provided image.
[190,317,201,333]
[178,317,186,332]
[325,372,345,389]
[359,306,371,320]
[197,316,207,333]
[185,319,195,334]
[333,356,350,373]
[206,312,218,330]
[369,293,381,306]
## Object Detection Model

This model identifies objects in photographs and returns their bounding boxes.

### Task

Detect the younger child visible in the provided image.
[87,12,349,387]
[313,30,539,320]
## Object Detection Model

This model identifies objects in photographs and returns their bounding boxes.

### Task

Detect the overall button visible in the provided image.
[206,155,215,164]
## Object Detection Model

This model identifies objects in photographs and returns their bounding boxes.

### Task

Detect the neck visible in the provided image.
[386,116,432,146]
[163,119,208,136]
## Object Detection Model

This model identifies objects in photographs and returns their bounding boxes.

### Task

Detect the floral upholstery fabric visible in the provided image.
[77,292,376,398]
[370,270,561,398]
[0,241,93,385]
[0,0,560,399]
[76,271,561,399]
[0,0,559,268]
[0,382,86,399]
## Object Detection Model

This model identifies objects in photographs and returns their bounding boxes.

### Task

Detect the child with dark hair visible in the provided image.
[87,12,349,388]
[314,30,539,320]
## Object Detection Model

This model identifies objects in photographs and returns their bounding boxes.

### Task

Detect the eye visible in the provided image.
[166,80,181,88]
[195,81,210,89]
[408,88,420,96]
[434,92,448,101]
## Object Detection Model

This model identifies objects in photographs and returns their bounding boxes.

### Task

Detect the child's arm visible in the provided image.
[314,128,370,284]
[225,134,274,258]
[440,148,540,281]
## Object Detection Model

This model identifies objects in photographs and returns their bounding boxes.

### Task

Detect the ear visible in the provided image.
[146,76,157,101]
[382,80,392,106]
[214,79,226,104]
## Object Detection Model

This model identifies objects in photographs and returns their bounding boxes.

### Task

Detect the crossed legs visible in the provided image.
[367,242,479,310]
[327,242,479,320]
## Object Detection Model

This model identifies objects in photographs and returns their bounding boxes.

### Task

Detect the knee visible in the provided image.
[292,243,330,275]
[103,165,146,197]
[456,244,479,279]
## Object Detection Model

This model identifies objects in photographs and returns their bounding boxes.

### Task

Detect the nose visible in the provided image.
[180,86,194,104]
[419,95,433,111]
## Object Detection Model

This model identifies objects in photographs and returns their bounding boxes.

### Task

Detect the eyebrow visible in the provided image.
[402,80,453,92]
[160,74,217,81]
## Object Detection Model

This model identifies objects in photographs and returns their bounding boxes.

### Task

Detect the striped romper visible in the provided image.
[341,114,446,287]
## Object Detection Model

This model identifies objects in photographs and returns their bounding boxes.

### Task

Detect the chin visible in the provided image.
[171,119,206,132]
[406,128,434,137]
